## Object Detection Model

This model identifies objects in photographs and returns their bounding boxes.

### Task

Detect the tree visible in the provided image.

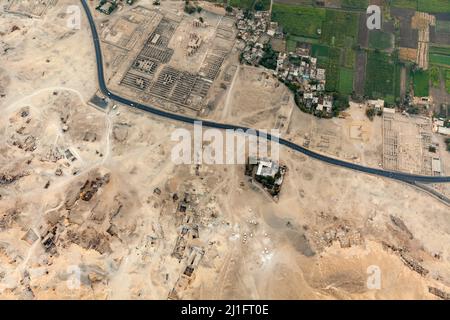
[259,44,278,70]
[243,9,252,19]
[366,107,376,120]
[184,4,196,14]
[446,138,450,152]
[407,105,420,114]
[225,5,233,13]
[254,0,264,11]
[332,92,350,116]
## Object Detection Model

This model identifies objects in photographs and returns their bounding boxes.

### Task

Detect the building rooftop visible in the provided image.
[256,159,279,178]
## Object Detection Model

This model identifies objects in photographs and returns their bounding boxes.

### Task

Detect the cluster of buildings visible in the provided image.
[96,0,118,15]
[96,0,134,15]
[186,33,202,56]
[245,156,287,199]
[234,9,335,115]
[236,11,272,65]
[275,48,333,114]
[433,118,450,136]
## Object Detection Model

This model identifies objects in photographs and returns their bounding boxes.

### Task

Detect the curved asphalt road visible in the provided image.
[80,0,450,184]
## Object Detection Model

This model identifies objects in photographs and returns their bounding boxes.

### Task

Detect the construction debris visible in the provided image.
[79,173,111,201]
[428,287,450,300]
[186,33,202,56]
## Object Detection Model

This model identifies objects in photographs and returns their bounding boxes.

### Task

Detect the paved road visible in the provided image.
[80,0,450,184]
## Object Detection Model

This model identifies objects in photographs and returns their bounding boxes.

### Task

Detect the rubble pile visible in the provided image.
[79,173,111,201]
[307,214,364,251]
[390,215,414,240]
[66,227,111,255]
[0,170,29,185]
[322,225,364,248]
[428,287,450,300]
[0,208,19,231]
[8,134,37,152]
[382,242,429,277]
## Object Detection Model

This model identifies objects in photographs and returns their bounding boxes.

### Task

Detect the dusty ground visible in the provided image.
[1,0,450,300]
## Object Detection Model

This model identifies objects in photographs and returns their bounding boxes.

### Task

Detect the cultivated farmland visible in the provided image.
[430,54,450,67]
[418,0,450,14]
[364,51,398,103]
[412,69,430,97]
[341,0,368,10]
[311,44,341,92]
[430,66,441,88]
[446,69,450,94]
[369,30,394,51]
[392,0,417,10]
[271,4,326,39]
[338,68,354,95]
[436,20,450,33]
[321,10,359,48]
[392,0,450,13]
[429,46,450,68]
[230,0,256,10]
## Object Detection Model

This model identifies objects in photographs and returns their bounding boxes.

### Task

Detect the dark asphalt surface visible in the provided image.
[80,0,450,184]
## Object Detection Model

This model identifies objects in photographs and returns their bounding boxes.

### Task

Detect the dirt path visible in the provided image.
[400,65,407,99]
[219,64,240,121]
[354,51,367,96]
[354,12,369,96]
[4,87,87,114]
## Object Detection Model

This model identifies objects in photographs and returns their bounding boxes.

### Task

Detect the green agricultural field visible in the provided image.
[429,46,450,67]
[311,43,353,93]
[338,68,354,95]
[364,51,397,101]
[446,69,450,94]
[342,47,355,69]
[286,37,297,52]
[288,35,320,45]
[393,63,403,99]
[412,70,430,97]
[341,0,368,9]
[391,0,417,10]
[369,30,393,51]
[324,47,341,92]
[312,44,355,93]
[286,35,319,52]
[418,0,450,13]
[321,10,359,48]
[430,54,450,68]
[311,44,330,58]
[430,45,450,56]
[271,4,326,39]
[230,0,255,10]
[430,66,441,88]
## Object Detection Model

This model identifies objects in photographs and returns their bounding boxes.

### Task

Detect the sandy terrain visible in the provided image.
[0,0,450,300]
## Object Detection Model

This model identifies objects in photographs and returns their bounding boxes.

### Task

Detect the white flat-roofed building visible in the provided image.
[432,158,441,175]
[256,159,279,178]
[438,126,450,135]
[151,34,160,44]
[383,107,395,114]
[368,99,385,110]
